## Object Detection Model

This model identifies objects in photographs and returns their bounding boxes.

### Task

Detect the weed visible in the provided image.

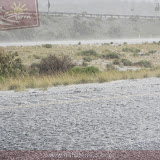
[43,44,52,48]
[121,59,133,66]
[69,66,100,75]
[0,52,26,78]
[134,60,152,68]
[113,59,120,65]
[106,64,117,71]
[98,77,106,83]
[80,49,98,57]
[83,57,92,62]
[33,54,41,59]
[38,55,75,75]
[101,52,119,59]
[82,62,88,67]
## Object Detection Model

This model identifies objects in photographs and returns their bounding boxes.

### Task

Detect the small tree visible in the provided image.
[0,50,26,77]
[36,55,75,75]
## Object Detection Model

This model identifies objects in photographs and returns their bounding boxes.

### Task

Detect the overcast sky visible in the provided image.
[37,0,156,15]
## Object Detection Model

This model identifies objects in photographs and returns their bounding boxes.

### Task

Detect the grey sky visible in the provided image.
[37,0,157,15]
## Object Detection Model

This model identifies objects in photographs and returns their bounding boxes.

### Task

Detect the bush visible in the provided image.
[83,57,92,62]
[82,62,88,67]
[106,64,117,71]
[134,60,152,68]
[34,55,75,75]
[43,44,52,48]
[122,48,140,53]
[0,52,26,78]
[69,66,100,75]
[148,50,156,54]
[33,54,41,59]
[121,59,133,66]
[101,52,119,59]
[0,76,5,83]
[133,53,138,57]
[122,48,134,52]
[113,59,120,65]
[80,49,98,56]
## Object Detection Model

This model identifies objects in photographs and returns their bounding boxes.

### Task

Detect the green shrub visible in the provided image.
[122,48,140,53]
[106,64,117,71]
[83,57,92,62]
[33,54,41,59]
[153,41,157,44]
[43,44,52,48]
[0,76,5,83]
[80,49,98,56]
[69,66,100,75]
[134,49,141,53]
[101,52,119,59]
[113,59,120,65]
[121,59,133,66]
[78,42,81,45]
[134,60,152,68]
[102,49,112,54]
[102,43,110,46]
[133,53,138,57]
[34,55,75,75]
[148,50,156,54]
[0,52,26,78]
[122,48,134,52]
[82,62,88,67]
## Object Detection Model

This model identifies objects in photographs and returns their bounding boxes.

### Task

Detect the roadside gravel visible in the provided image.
[0,78,160,150]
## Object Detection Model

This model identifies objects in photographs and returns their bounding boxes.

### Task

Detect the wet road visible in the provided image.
[0,78,160,150]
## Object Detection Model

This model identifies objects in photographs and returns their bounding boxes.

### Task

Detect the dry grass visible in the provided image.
[0,68,160,91]
[1,42,160,91]
[3,42,160,68]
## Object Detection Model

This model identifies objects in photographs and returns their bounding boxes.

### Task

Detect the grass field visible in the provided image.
[1,42,160,91]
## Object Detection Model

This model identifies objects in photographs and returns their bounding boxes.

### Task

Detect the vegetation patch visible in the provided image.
[0,51,26,78]
[101,52,119,59]
[69,66,100,75]
[83,57,92,62]
[134,60,152,68]
[106,64,117,71]
[121,59,133,66]
[80,49,98,57]
[113,59,120,65]
[32,55,75,75]
[43,44,52,48]
[122,48,140,53]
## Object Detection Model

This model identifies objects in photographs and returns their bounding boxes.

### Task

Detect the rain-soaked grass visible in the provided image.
[1,42,160,91]
[0,68,160,91]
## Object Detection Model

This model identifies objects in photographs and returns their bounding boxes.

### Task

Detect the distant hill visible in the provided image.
[0,15,160,42]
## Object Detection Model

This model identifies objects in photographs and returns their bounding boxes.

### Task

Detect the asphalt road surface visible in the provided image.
[0,78,160,150]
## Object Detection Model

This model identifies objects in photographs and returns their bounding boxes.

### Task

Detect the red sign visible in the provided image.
[0,0,39,31]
